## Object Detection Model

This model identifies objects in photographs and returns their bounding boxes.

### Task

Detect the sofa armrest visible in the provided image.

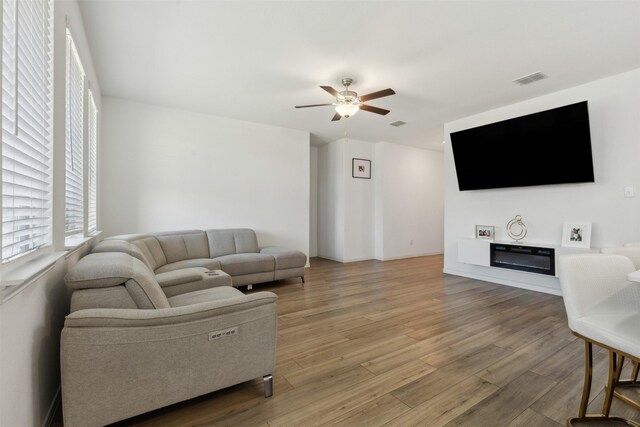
[155,268,232,298]
[155,268,209,287]
[64,291,277,328]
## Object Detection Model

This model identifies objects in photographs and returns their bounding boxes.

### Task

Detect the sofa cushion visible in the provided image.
[155,230,210,263]
[65,252,136,289]
[214,253,275,276]
[154,258,221,274]
[206,229,259,257]
[131,237,167,271]
[260,247,307,270]
[167,286,244,308]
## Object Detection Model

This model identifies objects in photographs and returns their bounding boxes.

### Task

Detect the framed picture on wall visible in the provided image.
[562,222,592,248]
[352,158,371,179]
[475,225,495,241]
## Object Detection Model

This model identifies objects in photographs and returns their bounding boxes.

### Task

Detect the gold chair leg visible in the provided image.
[579,341,593,418]
[603,350,619,417]
[617,355,627,383]
[613,358,640,410]
[567,343,640,427]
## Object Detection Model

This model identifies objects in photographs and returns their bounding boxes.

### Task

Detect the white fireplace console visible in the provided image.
[458,238,598,277]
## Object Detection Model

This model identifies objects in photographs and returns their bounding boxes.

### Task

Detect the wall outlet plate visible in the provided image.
[624,186,635,198]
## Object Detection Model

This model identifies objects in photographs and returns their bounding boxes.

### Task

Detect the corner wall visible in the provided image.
[377,142,444,260]
[318,138,444,262]
[100,97,311,256]
[317,140,345,260]
[443,68,640,294]
[310,146,318,257]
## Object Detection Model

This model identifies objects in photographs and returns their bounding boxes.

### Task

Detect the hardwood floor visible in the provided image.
[109,255,640,426]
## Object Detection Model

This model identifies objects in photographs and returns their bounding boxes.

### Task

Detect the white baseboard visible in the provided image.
[443,268,562,296]
[376,251,444,261]
[42,385,61,427]
[316,252,444,263]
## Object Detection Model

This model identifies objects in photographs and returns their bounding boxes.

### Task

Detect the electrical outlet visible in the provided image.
[624,186,635,198]
[410,240,414,246]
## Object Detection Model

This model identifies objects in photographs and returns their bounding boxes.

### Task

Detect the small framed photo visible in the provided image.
[352,158,371,179]
[475,225,495,241]
[562,222,592,248]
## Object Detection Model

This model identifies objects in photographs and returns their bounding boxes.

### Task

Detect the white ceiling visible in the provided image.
[78,1,640,151]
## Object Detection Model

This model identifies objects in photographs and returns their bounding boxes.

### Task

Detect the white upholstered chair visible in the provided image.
[602,246,640,269]
[559,254,640,426]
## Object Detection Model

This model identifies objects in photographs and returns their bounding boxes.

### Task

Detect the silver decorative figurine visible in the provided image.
[506,215,527,242]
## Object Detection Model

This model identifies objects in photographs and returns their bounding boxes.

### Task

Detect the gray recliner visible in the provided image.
[61,252,277,427]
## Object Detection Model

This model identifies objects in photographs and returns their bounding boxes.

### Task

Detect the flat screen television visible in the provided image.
[449,101,594,191]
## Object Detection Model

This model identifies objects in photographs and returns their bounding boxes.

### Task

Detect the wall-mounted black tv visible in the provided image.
[450,101,594,191]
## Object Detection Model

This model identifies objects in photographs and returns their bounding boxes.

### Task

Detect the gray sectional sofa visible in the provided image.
[93,228,306,288]
[59,228,304,426]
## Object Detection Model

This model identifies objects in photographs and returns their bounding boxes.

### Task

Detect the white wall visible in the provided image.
[1,2,102,426]
[444,68,640,294]
[100,97,310,255]
[0,247,92,427]
[343,139,376,262]
[309,146,318,257]
[318,138,444,263]
[377,142,444,260]
[317,140,345,261]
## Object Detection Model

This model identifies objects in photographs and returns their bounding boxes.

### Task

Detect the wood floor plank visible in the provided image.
[506,408,562,427]
[444,371,557,426]
[284,334,417,387]
[323,394,411,427]
[384,375,499,427]
[531,347,610,424]
[393,344,511,408]
[269,360,435,427]
[199,366,376,427]
[478,334,574,387]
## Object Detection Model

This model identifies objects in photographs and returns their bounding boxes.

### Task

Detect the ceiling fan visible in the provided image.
[295,78,395,121]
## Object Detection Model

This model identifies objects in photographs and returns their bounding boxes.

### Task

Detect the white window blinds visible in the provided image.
[1,0,54,262]
[65,30,85,237]
[87,90,97,234]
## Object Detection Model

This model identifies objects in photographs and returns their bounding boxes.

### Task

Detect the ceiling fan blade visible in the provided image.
[321,86,340,97]
[360,104,390,115]
[331,112,342,121]
[295,103,333,108]
[360,88,396,102]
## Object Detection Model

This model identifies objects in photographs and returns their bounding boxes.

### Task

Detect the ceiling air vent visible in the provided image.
[513,72,547,85]
[389,120,406,127]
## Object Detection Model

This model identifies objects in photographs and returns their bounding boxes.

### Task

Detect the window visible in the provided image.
[87,90,97,234]
[1,0,54,262]
[64,30,85,238]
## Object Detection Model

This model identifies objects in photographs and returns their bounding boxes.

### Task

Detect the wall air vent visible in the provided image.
[513,72,547,85]
[389,120,406,127]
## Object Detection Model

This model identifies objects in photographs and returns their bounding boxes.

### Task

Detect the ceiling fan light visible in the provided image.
[335,103,359,118]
